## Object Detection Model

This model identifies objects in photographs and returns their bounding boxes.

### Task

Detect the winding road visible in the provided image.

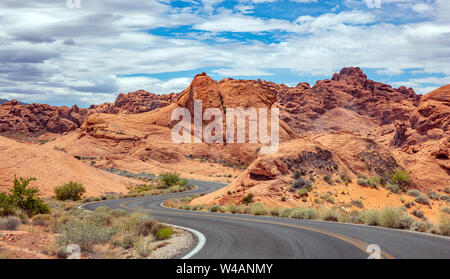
[81,179,450,259]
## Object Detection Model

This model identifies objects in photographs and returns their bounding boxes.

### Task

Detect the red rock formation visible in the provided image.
[274,67,420,133]
[0,100,88,136]
[92,90,179,114]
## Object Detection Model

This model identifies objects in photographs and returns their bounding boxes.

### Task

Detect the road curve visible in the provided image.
[81,179,450,259]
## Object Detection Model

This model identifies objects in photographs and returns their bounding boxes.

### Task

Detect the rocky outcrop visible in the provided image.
[275,67,420,133]
[0,100,88,136]
[91,90,179,114]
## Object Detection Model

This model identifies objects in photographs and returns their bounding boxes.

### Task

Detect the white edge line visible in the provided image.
[162,222,206,259]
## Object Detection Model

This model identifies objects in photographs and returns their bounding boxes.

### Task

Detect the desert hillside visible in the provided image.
[0,68,448,203]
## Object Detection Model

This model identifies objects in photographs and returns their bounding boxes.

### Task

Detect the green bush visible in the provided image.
[156,227,174,240]
[444,187,450,194]
[407,190,422,197]
[55,181,86,201]
[9,177,50,217]
[242,193,253,205]
[159,172,184,188]
[390,169,410,186]
[0,192,16,216]
[0,216,21,230]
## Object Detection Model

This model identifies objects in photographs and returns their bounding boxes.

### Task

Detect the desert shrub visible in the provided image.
[443,207,450,214]
[407,190,422,197]
[269,207,281,217]
[32,214,53,227]
[323,174,334,185]
[0,216,21,230]
[135,219,162,237]
[367,176,381,187]
[280,195,286,201]
[290,177,312,191]
[390,169,410,185]
[280,208,295,218]
[385,183,402,194]
[441,195,450,202]
[428,192,440,201]
[57,219,116,251]
[192,204,204,211]
[249,203,267,216]
[410,220,431,233]
[358,209,380,226]
[292,171,302,179]
[321,209,339,222]
[0,192,16,216]
[439,213,450,236]
[296,189,309,197]
[136,237,153,257]
[9,177,50,217]
[289,208,317,220]
[242,193,253,205]
[444,187,450,194]
[55,181,86,201]
[159,172,186,188]
[351,199,364,209]
[226,205,238,214]
[156,227,174,240]
[379,207,414,229]
[109,209,128,218]
[411,209,425,219]
[357,178,369,187]
[114,233,137,249]
[340,173,352,184]
[415,195,430,206]
[210,204,222,212]
[357,174,368,180]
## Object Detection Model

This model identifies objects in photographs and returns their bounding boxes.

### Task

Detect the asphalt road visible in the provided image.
[81,179,450,259]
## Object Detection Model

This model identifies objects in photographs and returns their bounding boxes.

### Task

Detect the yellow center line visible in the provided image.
[119,197,395,259]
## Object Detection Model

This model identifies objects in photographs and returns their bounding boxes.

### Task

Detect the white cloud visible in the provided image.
[212,68,274,76]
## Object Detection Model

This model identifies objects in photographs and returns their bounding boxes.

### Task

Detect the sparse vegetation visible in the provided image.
[55,182,86,201]
[407,190,422,197]
[0,216,21,230]
[357,178,369,187]
[415,195,430,206]
[390,169,410,186]
[385,183,402,194]
[242,193,253,205]
[323,174,334,185]
[428,192,440,201]
[159,172,187,188]
[290,177,312,191]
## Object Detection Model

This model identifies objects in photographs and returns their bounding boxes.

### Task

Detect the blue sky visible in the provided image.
[0,0,449,107]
